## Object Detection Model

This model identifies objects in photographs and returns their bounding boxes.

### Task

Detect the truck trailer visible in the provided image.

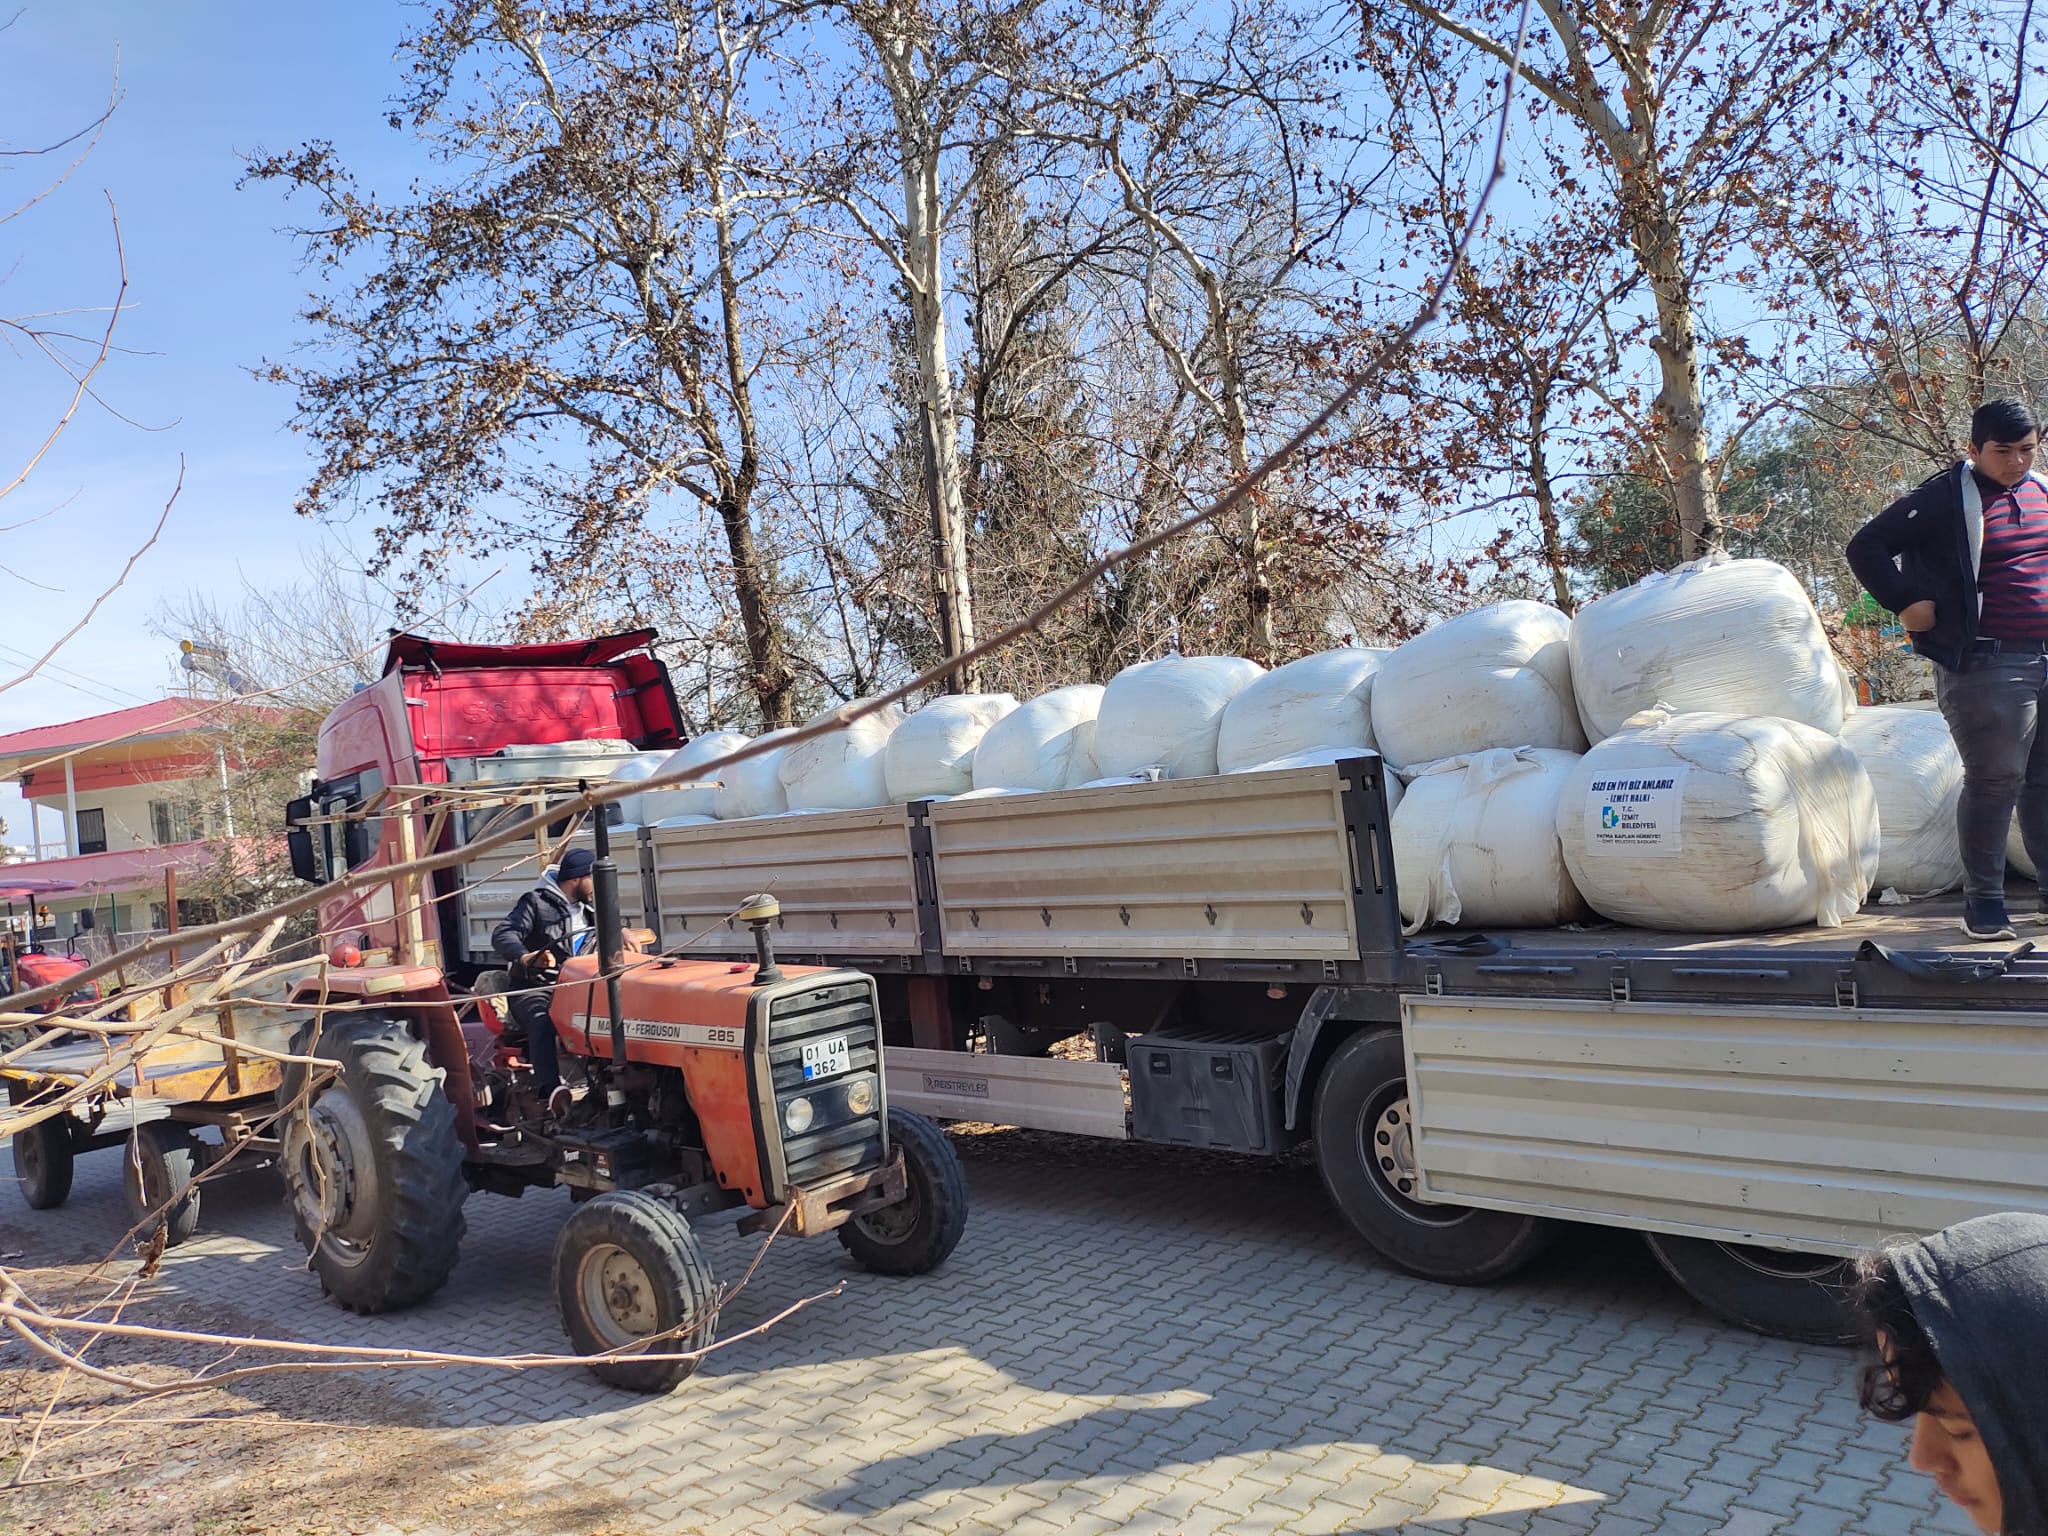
[299,632,2048,1343]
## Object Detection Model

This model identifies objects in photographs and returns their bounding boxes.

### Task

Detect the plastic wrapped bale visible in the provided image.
[1370,601,1584,770]
[1216,648,1381,773]
[885,694,1019,801]
[1569,556,1854,743]
[2009,818,2043,881]
[1093,656,1265,780]
[712,728,795,820]
[779,703,906,810]
[1228,746,1404,816]
[1839,707,1963,897]
[971,684,1105,791]
[639,731,751,823]
[1394,749,1589,932]
[601,750,674,828]
[1557,709,1881,930]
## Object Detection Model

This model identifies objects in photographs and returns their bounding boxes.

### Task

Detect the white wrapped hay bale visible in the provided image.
[713,728,795,820]
[1370,601,1584,769]
[1093,656,1265,780]
[1557,709,1880,930]
[2009,819,2041,881]
[603,750,675,827]
[885,694,1018,801]
[779,703,906,810]
[1839,707,1963,897]
[1569,556,1853,743]
[1394,749,1588,932]
[972,684,1104,792]
[639,731,751,823]
[1216,648,1381,773]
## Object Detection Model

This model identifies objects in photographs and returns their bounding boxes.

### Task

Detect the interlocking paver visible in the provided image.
[1,1134,1982,1536]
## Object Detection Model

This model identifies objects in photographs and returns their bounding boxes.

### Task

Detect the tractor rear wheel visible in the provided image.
[124,1121,202,1247]
[553,1191,719,1394]
[838,1109,968,1276]
[12,1115,74,1210]
[278,1015,468,1313]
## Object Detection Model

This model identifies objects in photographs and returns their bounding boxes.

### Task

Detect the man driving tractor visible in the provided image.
[492,845,596,1121]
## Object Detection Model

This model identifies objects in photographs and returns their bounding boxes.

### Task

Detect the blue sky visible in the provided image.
[1,2,432,846]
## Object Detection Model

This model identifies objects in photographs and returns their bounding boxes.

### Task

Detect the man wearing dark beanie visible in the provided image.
[491,845,597,1121]
[1848,399,2047,939]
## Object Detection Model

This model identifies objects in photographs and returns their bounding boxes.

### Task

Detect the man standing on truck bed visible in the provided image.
[1848,398,2047,941]
[493,846,596,1120]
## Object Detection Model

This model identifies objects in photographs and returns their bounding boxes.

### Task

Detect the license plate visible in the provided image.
[802,1035,850,1081]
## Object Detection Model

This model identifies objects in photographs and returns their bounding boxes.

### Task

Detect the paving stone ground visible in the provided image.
[0,1129,1971,1536]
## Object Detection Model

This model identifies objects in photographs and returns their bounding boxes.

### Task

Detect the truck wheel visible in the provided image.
[12,1116,74,1210]
[1644,1234,1855,1343]
[553,1191,719,1394]
[124,1121,202,1247]
[278,1016,468,1313]
[1312,1029,1552,1284]
[839,1109,968,1276]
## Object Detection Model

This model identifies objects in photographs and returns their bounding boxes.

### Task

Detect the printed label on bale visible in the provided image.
[1585,768,1688,857]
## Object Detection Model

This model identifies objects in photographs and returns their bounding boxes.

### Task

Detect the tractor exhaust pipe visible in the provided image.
[586,783,628,1108]
[738,894,783,985]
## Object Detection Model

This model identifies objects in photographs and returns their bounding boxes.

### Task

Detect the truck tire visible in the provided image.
[553,1191,719,1394]
[12,1116,74,1210]
[124,1121,202,1247]
[1312,1028,1552,1284]
[1644,1234,1855,1343]
[839,1109,968,1276]
[278,1015,468,1313]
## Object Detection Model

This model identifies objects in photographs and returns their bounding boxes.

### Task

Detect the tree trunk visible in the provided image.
[1525,386,1576,613]
[872,19,981,689]
[1215,324,1274,659]
[1619,173,1719,558]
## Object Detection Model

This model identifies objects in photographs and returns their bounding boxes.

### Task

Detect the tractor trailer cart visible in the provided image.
[281,633,2048,1343]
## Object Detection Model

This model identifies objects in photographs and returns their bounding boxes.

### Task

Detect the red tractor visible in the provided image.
[279,633,965,1391]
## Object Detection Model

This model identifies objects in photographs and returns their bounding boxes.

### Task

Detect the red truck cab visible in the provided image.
[287,630,683,966]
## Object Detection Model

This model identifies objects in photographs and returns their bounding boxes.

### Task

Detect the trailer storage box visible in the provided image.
[1127,1025,1293,1155]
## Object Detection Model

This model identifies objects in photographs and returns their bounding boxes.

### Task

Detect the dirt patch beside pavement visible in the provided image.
[0,1262,641,1536]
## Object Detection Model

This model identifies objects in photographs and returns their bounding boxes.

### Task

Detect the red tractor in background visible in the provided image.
[279,632,965,1392]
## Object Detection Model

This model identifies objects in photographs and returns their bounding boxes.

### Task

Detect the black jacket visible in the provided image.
[1846,461,2048,671]
[491,876,585,980]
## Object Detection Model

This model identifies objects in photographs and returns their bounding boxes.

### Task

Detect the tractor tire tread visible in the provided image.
[838,1108,968,1276]
[281,1015,468,1314]
[553,1191,718,1394]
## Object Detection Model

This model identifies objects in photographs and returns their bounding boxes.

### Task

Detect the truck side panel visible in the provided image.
[1402,994,2048,1253]
[924,765,1372,962]
[646,810,922,960]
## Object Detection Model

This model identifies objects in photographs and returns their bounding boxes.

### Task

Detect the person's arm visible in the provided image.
[493,893,537,966]
[1846,488,1936,624]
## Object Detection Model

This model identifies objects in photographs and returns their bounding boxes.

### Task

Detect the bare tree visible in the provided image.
[1362,0,1888,557]
[249,0,808,726]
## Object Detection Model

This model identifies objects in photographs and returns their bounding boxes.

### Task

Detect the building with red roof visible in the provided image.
[0,695,297,938]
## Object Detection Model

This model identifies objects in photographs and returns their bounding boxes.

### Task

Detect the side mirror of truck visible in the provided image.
[287,827,320,884]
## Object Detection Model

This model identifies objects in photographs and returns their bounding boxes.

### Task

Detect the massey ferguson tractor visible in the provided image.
[278,632,966,1392]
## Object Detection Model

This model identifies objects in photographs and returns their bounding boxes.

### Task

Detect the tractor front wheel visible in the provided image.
[278,1016,468,1313]
[838,1109,968,1276]
[553,1191,720,1394]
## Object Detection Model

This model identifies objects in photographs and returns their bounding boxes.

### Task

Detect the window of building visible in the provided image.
[149,799,196,847]
[74,807,107,856]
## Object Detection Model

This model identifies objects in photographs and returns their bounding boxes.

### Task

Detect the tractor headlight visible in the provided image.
[783,1096,814,1135]
[844,1078,875,1116]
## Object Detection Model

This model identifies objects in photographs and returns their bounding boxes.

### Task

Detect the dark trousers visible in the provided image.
[1936,649,2048,901]
[508,987,561,1094]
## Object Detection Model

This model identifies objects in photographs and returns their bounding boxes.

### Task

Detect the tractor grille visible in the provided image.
[765,979,885,1190]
